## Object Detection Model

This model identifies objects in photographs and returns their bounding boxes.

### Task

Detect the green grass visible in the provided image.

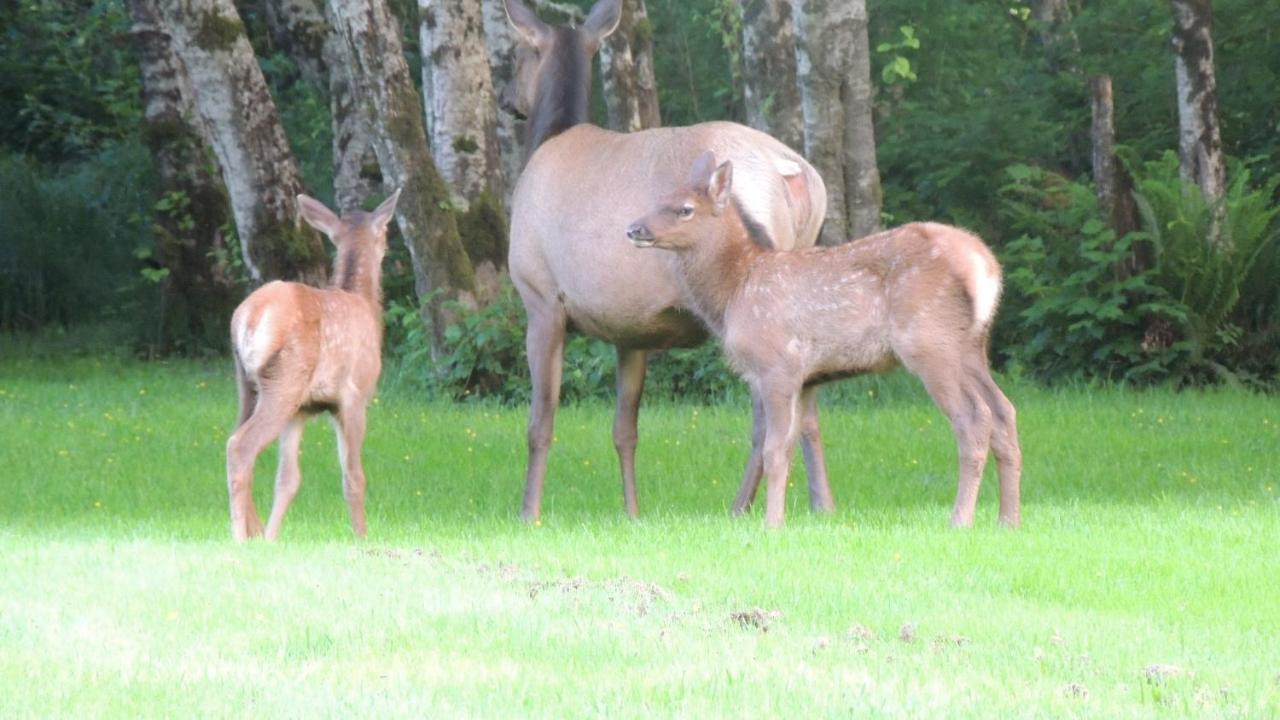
[1,356,1278,717]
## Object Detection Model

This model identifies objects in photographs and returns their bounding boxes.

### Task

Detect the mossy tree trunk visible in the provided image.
[263,0,329,90]
[795,0,882,243]
[739,0,804,152]
[328,0,479,351]
[1170,0,1226,250]
[127,0,239,353]
[156,0,328,285]
[599,0,660,131]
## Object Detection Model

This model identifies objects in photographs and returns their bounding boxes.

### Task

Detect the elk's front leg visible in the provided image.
[731,391,766,516]
[759,381,803,528]
[613,347,647,518]
[520,301,567,523]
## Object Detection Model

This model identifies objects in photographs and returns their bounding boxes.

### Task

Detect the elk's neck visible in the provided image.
[528,29,591,154]
[332,249,383,310]
[676,202,766,335]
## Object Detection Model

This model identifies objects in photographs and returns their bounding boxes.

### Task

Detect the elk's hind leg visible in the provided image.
[226,395,297,541]
[264,415,306,540]
[971,364,1022,527]
[613,347,647,518]
[902,356,993,528]
[335,404,370,538]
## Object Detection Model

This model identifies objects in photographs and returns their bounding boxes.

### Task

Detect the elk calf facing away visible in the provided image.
[627,153,1021,528]
[226,190,400,541]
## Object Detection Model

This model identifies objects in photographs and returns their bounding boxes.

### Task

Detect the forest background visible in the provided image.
[1,0,1277,397]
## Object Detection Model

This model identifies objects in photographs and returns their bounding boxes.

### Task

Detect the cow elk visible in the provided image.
[627,153,1022,528]
[502,0,835,522]
[225,190,400,541]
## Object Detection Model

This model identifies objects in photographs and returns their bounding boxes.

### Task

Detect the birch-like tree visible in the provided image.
[127,0,237,351]
[156,0,327,285]
[794,0,882,243]
[739,0,803,152]
[599,0,660,131]
[420,0,504,206]
[328,0,479,348]
[1169,0,1225,247]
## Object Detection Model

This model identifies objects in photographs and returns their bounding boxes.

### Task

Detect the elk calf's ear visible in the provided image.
[708,161,734,212]
[297,194,343,239]
[505,0,551,48]
[688,150,718,189]
[583,0,623,50]
[370,188,402,233]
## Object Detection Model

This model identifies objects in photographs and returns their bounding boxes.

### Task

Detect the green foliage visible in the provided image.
[997,164,1187,383]
[0,144,153,333]
[997,155,1280,387]
[0,0,141,163]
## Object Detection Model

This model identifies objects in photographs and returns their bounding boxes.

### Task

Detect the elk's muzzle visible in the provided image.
[626,223,655,248]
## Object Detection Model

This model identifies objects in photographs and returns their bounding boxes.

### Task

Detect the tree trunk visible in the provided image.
[739,0,803,152]
[794,0,881,244]
[599,0,661,131]
[263,0,330,90]
[1169,0,1225,248]
[1031,0,1082,61]
[157,0,328,285]
[1090,74,1142,275]
[127,0,238,353]
[328,0,478,349]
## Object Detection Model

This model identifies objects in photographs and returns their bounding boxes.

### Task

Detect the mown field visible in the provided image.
[1,356,1278,718]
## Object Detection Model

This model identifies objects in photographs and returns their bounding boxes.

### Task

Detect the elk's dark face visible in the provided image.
[500,0,622,120]
[627,151,735,251]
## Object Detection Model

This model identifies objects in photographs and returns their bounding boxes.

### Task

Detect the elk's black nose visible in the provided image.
[626,223,653,243]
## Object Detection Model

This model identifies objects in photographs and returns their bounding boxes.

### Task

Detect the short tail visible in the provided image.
[965,249,1003,332]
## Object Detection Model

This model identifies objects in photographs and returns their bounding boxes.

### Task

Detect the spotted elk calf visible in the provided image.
[225,190,400,541]
[627,153,1021,528]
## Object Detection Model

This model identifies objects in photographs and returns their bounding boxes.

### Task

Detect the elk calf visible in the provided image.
[627,153,1021,528]
[226,190,399,541]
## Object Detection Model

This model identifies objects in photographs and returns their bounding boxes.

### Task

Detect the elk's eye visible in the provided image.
[678,205,694,219]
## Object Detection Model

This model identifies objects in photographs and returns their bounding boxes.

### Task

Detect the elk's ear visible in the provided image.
[582,0,622,51]
[369,188,401,233]
[708,161,734,212]
[297,194,342,238]
[688,150,717,190]
[505,0,550,48]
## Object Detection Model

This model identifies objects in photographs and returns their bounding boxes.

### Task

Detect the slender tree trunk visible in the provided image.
[1169,0,1225,248]
[127,0,238,352]
[1031,0,1082,62]
[328,0,478,349]
[599,0,661,131]
[739,0,803,152]
[157,0,327,285]
[481,0,523,208]
[1090,74,1141,275]
[321,3,380,214]
[794,0,881,244]
[420,0,504,206]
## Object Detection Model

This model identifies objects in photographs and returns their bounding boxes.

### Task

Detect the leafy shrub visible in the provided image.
[997,154,1280,387]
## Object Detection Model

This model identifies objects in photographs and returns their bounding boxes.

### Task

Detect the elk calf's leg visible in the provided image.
[225,400,294,541]
[264,415,306,540]
[519,302,568,522]
[798,385,834,512]
[973,367,1022,527]
[335,405,370,538]
[613,347,647,518]
[731,392,767,516]
[760,383,803,528]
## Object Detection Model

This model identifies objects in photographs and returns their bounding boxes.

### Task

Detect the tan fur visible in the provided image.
[628,154,1022,528]
[225,191,399,541]
[503,0,833,522]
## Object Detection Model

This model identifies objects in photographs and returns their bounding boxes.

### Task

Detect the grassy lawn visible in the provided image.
[1,356,1278,717]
